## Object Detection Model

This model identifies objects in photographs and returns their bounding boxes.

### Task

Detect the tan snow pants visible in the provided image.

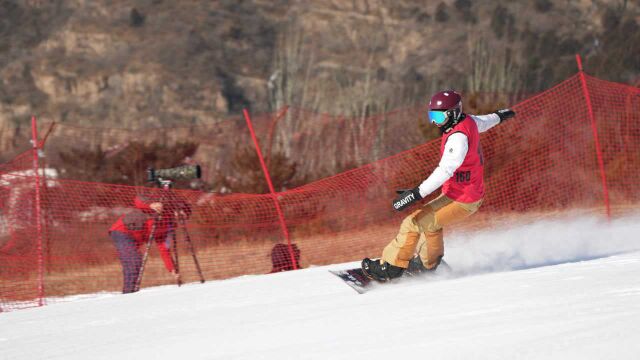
[381,194,482,269]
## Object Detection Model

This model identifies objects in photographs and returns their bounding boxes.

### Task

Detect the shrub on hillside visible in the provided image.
[213,145,302,194]
[435,2,449,22]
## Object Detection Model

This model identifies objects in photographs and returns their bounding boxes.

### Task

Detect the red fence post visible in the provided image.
[31,116,45,306]
[243,109,298,270]
[576,54,611,219]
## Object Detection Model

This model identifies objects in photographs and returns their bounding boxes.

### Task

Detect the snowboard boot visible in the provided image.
[405,256,430,276]
[405,255,451,277]
[361,258,404,282]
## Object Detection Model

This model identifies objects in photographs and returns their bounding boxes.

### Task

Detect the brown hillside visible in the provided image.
[1,0,639,178]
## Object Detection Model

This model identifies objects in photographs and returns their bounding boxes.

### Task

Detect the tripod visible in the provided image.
[134,179,205,292]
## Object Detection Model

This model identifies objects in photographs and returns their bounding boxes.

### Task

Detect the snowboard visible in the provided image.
[330,260,452,294]
[329,268,372,294]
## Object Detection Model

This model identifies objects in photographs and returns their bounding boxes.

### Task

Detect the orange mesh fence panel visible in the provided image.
[1,74,639,311]
[0,151,42,310]
[586,75,640,207]
[482,74,604,213]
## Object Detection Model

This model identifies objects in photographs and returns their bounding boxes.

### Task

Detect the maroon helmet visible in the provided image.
[428,90,463,127]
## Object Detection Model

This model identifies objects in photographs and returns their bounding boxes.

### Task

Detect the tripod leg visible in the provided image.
[180,217,205,283]
[134,219,158,292]
[171,228,182,286]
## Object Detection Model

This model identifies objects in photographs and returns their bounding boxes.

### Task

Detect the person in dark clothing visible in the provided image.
[269,243,301,273]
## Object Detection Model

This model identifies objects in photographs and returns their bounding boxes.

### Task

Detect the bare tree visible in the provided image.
[267,10,421,178]
[467,35,522,95]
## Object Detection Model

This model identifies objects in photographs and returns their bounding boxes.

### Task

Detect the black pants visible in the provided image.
[111,231,142,294]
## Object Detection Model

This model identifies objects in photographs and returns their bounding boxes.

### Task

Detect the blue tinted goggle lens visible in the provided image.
[428,111,447,125]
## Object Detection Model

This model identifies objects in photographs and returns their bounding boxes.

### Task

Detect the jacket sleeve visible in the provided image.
[417,133,468,198]
[134,194,154,211]
[471,113,501,133]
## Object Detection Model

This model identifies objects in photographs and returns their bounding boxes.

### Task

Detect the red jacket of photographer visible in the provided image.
[110,195,175,272]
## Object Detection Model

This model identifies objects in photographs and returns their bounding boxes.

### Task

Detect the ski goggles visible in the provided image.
[428,110,448,126]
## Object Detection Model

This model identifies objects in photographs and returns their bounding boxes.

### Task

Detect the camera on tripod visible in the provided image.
[147,164,201,188]
[134,164,205,288]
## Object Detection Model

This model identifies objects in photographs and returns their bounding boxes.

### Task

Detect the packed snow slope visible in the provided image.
[2,214,640,360]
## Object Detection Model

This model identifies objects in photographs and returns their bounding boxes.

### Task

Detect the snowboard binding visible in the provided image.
[361,258,404,282]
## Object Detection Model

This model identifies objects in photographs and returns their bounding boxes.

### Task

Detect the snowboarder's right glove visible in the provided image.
[392,188,422,211]
[494,109,516,122]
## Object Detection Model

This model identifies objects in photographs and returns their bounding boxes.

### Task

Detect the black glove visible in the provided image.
[494,109,516,122]
[392,188,422,211]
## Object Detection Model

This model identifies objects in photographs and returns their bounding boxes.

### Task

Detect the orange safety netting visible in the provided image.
[1,72,639,311]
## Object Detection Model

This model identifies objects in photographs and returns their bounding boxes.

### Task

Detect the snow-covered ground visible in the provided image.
[2,214,640,360]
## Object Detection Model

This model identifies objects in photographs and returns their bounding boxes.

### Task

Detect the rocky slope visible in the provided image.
[1,0,638,165]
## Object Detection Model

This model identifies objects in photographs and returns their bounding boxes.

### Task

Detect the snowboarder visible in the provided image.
[362,90,515,281]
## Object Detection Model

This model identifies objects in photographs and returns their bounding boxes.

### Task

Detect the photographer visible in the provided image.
[109,192,189,294]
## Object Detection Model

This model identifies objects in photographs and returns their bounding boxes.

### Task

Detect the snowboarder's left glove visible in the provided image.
[392,188,422,211]
[495,109,516,122]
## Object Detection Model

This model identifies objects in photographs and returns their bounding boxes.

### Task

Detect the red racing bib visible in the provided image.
[440,115,484,203]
